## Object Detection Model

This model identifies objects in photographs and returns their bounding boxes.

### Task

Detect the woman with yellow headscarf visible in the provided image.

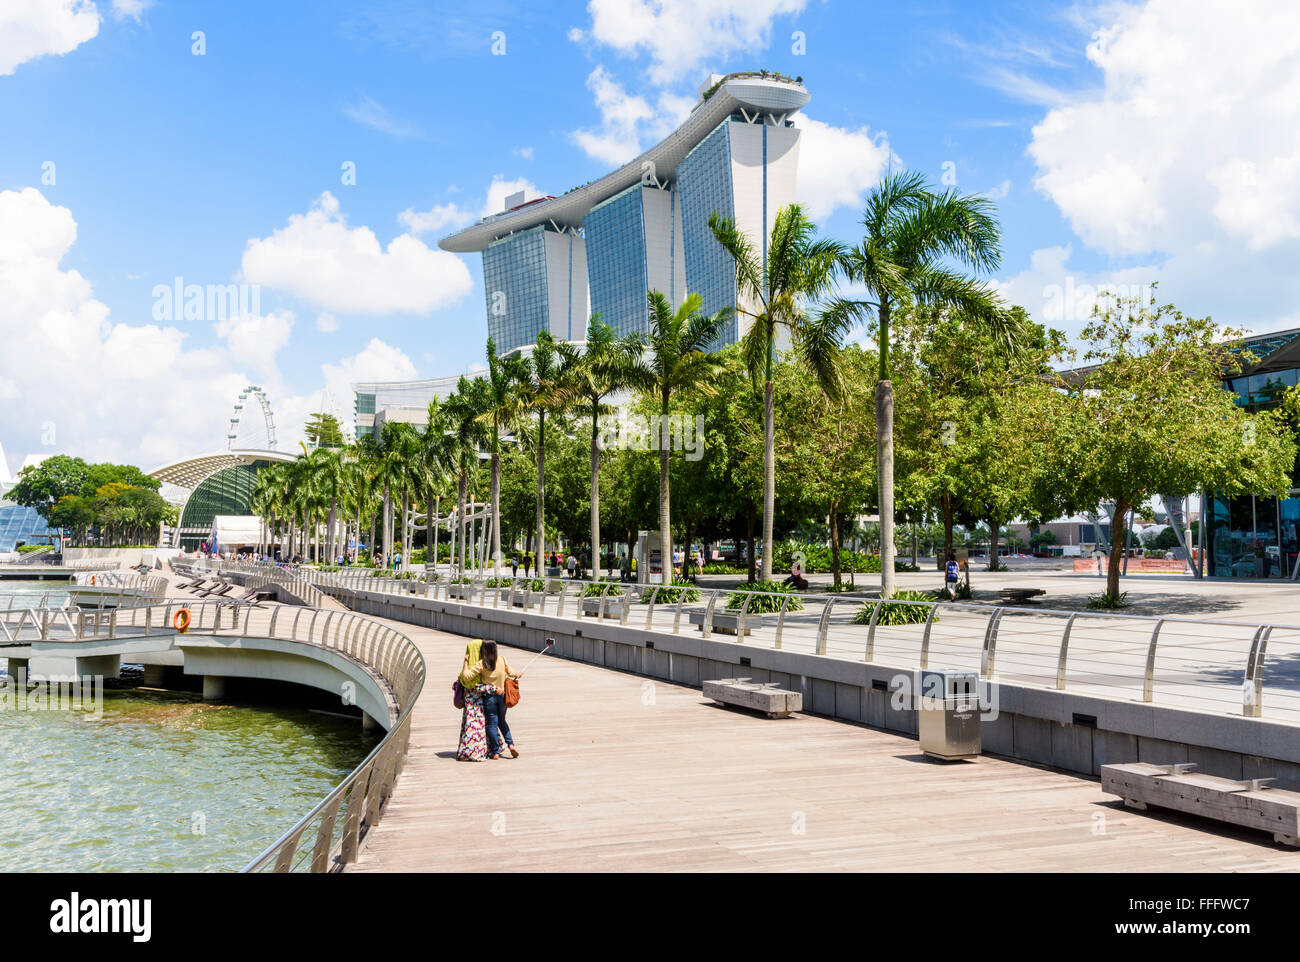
[456,639,494,761]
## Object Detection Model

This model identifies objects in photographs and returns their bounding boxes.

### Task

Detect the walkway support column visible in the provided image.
[202,675,226,701]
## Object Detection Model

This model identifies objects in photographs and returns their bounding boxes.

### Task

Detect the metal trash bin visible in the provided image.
[917,668,981,760]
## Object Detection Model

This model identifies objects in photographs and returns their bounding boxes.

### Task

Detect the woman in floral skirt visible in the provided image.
[456,639,490,761]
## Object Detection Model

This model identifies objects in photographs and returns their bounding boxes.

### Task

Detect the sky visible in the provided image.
[1,0,1298,472]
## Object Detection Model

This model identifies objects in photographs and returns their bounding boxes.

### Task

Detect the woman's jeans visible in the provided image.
[483,692,514,755]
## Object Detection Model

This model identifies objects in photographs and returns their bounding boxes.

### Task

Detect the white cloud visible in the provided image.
[481,175,541,217]
[793,116,893,221]
[570,65,695,166]
[577,0,807,86]
[0,0,100,76]
[110,0,153,22]
[240,191,473,314]
[215,310,294,377]
[1028,0,1300,256]
[315,312,338,333]
[513,146,534,160]
[0,187,253,466]
[397,202,474,236]
[343,95,423,139]
[984,179,1012,200]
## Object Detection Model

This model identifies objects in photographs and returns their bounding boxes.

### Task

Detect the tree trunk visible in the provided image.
[659,399,672,586]
[401,486,410,572]
[761,378,776,581]
[1106,500,1129,599]
[746,504,756,583]
[942,495,954,564]
[876,380,896,596]
[590,408,601,581]
[989,520,1001,571]
[458,468,468,579]
[382,485,392,569]
[535,412,546,572]
[490,452,501,575]
[829,506,842,588]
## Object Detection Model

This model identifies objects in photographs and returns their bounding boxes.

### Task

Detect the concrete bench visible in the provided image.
[998,587,1046,604]
[703,678,802,719]
[445,585,474,600]
[510,591,539,609]
[688,610,772,636]
[1101,762,1300,847]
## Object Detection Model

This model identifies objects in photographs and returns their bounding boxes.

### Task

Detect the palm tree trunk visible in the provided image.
[401,486,410,572]
[535,412,547,572]
[659,397,671,586]
[762,378,775,581]
[590,407,601,581]
[877,379,896,596]
[382,485,392,568]
[490,452,501,575]
[457,468,468,579]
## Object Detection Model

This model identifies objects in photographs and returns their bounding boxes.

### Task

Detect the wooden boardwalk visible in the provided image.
[351,619,1300,872]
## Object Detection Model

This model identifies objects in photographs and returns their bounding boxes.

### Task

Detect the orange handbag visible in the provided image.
[504,676,520,708]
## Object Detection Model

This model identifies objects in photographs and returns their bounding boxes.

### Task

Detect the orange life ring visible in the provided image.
[173,608,192,633]
[89,575,96,585]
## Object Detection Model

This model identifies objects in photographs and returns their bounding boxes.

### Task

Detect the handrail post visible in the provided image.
[1055,613,1077,690]
[737,592,753,644]
[598,582,612,621]
[701,590,718,639]
[1244,625,1272,717]
[865,601,883,661]
[1143,619,1165,703]
[672,586,686,635]
[980,608,1004,679]
[774,594,791,650]
[815,598,833,655]
[644,586,659,630]
[555,581,569,618]
[918,603,938,669]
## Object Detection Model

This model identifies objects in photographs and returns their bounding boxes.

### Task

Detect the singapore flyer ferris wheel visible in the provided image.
[227,385,278,451]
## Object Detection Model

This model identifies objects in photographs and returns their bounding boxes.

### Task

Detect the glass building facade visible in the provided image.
[585,186,649,337]
[176,462,266,550]
[1206,347,1300,578]
[0,502,53,552]
[677,120,738,348]
[482,227,551,353]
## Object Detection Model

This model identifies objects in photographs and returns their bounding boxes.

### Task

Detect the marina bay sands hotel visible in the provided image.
[356,72,809,438]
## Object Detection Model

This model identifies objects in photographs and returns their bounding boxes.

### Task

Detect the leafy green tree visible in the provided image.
[709,203,841,580]
[9,455,90,519]
[304,412,346,448]
[1047,289,1298,600]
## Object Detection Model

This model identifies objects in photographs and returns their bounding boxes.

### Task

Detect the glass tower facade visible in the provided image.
[482,227,550,354]
[1205,351,1300,578]
[0,503,53,552]
[586,186,649,338]
[677,120,738,348]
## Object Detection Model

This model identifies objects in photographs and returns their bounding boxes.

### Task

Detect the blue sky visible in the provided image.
[2,0,1297,470]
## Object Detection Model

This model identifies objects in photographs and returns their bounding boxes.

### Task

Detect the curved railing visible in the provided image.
[285,565,1300,726]
[0,593,425,872]
[70,570,169,605]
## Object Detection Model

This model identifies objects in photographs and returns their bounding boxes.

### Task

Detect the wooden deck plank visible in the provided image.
[348,619,1300,873]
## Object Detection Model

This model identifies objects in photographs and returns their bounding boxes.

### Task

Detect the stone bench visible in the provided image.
[688,610,772,636]
[1101,762,1300,847]
[998,587,1046,604]
[703,678,802,719]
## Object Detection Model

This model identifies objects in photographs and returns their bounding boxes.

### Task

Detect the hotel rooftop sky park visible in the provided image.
[355,72,810,439]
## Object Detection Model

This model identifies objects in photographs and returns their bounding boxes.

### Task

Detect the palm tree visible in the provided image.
[627,291,728,585]
[442,378,490,577]
[476,338,528,575]
[417,398,453,574]
[832,171,1003,595]
[507,330,566,569]
[709,203,842,581]
[558,317,643,581]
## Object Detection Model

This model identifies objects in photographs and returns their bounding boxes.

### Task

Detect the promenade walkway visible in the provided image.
[351,617,1300,873]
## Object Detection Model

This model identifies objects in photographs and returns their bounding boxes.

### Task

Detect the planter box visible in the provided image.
[580,595,628,619]
[687,610,772,636]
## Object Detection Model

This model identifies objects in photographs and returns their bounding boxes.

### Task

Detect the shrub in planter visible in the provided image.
[1087,590,1129,610]
[634,578,700,604]
[581,582,625,598]
[725,580,804,612]
[853,590,938,626]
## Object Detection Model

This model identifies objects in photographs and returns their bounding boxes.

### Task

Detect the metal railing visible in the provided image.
[277,564,1300,725]
[69,570,169,606]
[0,593,425,872]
